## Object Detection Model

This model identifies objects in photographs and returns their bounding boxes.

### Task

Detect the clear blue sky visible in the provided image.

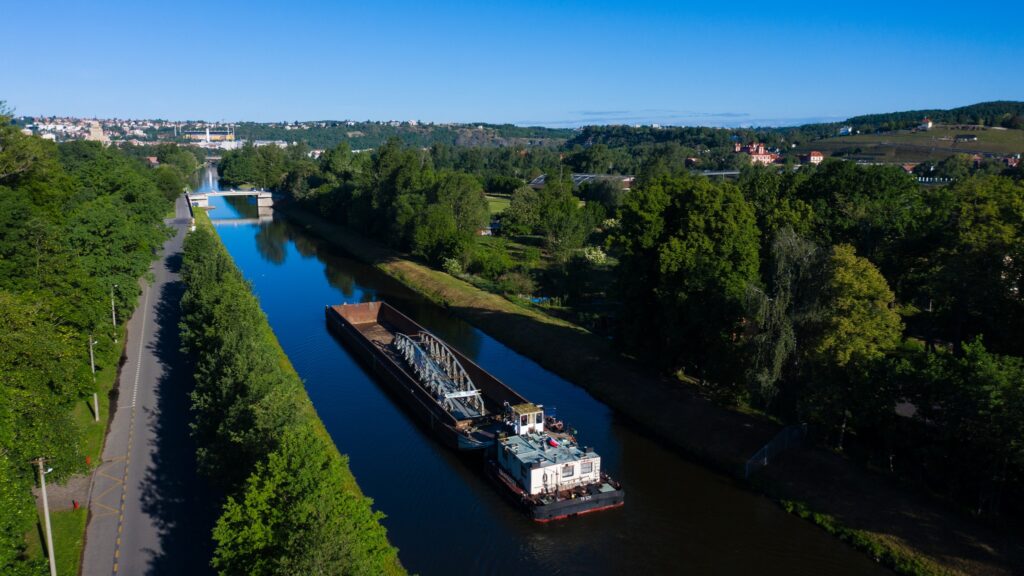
[3,0,1020,127]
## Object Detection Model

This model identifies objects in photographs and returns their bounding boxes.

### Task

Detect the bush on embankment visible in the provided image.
[180,219,403,575]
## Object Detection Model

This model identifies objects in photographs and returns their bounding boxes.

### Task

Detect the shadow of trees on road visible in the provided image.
[137,251,220,575]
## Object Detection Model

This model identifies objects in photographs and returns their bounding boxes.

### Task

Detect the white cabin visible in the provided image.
[497,434,603,495]
[498,401,603,495]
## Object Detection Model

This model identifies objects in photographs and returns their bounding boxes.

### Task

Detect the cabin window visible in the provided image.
[521,415,528,426]
[562,464,574,478]
[535,413,543,424]
[581,461,593,474]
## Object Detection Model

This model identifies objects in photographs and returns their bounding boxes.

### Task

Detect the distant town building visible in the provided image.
[918,117,934,131]
[183,128,235,142]
[838,126,854,136]
[145,156,160,167]
[734,142,779,166]
[85,120,110,144]
[803,150,824,165]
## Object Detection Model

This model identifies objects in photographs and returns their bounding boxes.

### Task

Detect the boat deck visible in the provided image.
[357,321,396,347]
[355,319,485,421]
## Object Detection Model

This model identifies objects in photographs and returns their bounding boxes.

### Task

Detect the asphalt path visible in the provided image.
[83,197,217,576]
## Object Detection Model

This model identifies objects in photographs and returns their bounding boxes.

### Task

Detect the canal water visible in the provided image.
[200,171,887,575]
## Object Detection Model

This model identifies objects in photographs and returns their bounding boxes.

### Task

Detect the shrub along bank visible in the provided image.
[179,215,403,575]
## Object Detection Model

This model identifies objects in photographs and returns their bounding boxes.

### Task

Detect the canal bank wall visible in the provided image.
[280,204,1024,576]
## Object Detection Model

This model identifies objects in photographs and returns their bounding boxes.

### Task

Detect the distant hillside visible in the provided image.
[842,101,1024,132]
[796,125,1024,163]
[233,121,573,149]
[563,102,1024,161]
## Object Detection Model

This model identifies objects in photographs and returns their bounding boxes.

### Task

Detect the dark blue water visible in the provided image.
[202,173,887,575]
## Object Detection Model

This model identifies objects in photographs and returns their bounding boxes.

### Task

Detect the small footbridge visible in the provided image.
[186,189,280,208]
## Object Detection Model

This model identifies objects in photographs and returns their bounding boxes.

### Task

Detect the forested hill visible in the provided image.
[567,101,1024,152]
[843,100,1024,131]
[234,121,573,149]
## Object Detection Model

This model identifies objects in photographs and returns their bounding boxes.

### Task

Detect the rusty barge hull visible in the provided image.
[325,301,528,451]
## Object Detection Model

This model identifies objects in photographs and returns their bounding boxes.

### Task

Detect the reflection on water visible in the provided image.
[255,221,289,265]
[202,174,888,576]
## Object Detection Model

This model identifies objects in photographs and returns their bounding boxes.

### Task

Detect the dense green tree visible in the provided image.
[745,228,821,407]
[411,204,461,264]
[431,171,488,236]
[212,426,396,576]
[739,166,815,245]
[537,187,593,260]
[578,178,625,213]
[798,160,925,264]
[615,170,760,387]
[927,340,1024,515]
[153,164,187,200]
[483,174,522,196]
[810,245,903,368]
[924,175,1024,355]
[500,186,542,236]
[799,244,902,449]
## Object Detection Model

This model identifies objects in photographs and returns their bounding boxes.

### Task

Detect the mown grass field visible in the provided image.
[802,125,1024,162]
[25,509,88,576]
[76,327,125,465]
[484,193,510,215]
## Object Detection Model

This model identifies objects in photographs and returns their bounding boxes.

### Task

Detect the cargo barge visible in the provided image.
[326,301,624,521]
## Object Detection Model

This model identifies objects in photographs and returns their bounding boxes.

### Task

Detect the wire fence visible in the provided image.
[744,424,807,479]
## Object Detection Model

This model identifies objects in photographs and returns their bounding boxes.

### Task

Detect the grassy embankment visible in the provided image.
[281,204,1024,576]
[801,125,1024,163]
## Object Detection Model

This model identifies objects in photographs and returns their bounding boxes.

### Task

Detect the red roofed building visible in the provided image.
[734,142,779,166]
[805,150,824,165]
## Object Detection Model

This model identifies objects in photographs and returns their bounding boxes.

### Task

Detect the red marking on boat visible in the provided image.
[533,501,625,523]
